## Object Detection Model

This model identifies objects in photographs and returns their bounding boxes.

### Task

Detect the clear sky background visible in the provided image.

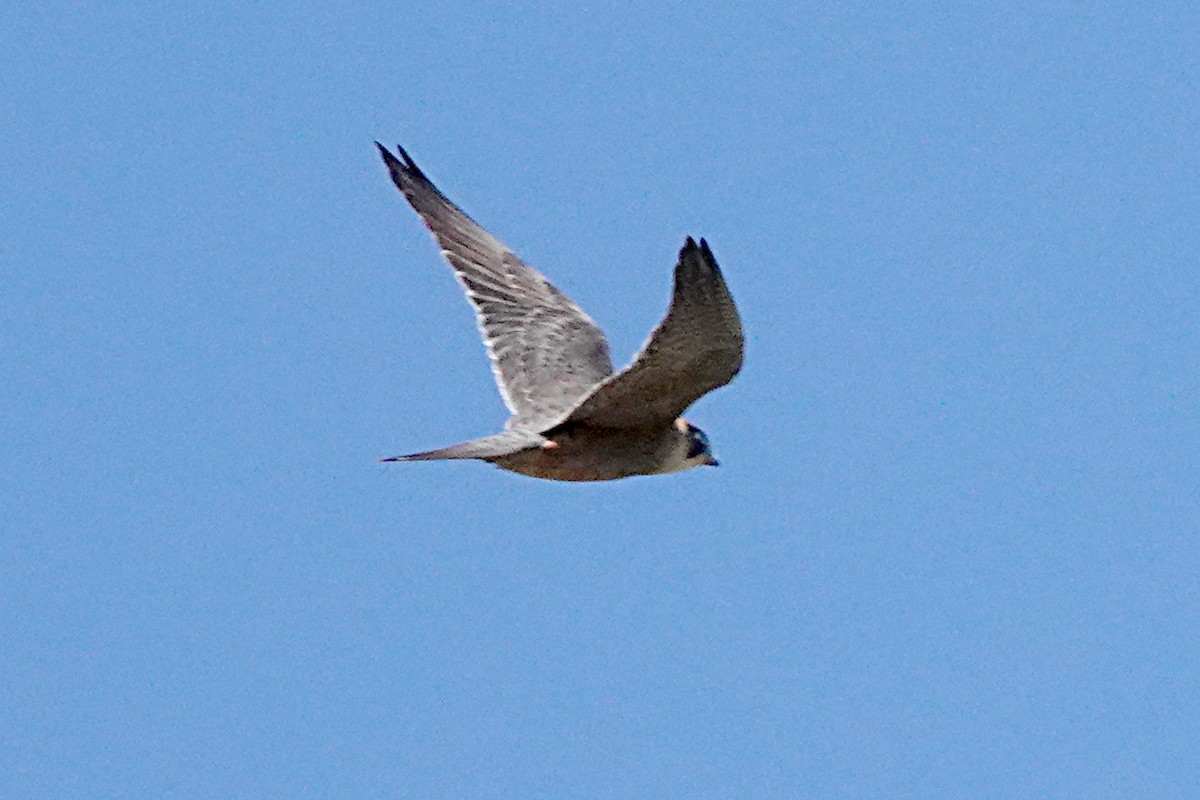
[3,3,1198,798]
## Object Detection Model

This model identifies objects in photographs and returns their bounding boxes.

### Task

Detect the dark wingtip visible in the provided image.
[374,141,421,173]
[375,141,401,168]
[379,456,401,463]
[680,236,717,263]
[680,236,700,259]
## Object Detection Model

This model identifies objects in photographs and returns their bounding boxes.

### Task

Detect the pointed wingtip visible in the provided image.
[375,141,420,172]
[375,141,400,168]
[680,236,715,260]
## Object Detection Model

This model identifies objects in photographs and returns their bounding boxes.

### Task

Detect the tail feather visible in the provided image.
[380,430,544,463]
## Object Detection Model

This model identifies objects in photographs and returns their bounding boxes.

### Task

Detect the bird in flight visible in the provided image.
[376,143,743,481]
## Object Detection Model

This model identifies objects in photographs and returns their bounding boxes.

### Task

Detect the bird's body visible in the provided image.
[375,143,743,481]
[402,418,707,482]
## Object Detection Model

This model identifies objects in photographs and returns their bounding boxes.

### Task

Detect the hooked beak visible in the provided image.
[705,455,720,467]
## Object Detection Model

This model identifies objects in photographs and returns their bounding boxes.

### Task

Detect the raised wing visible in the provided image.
[555,237,743,430]
[377,143,614,430]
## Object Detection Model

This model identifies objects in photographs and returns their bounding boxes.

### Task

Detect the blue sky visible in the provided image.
[3,3,1198,798]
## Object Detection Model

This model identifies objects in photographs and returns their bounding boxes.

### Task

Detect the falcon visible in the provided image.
[376,143,743,481]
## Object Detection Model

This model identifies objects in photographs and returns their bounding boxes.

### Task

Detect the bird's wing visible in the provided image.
[377,143,615,431]
[554,237,743,430]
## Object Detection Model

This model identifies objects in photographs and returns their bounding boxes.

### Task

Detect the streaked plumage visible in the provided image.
[376,143,743,481]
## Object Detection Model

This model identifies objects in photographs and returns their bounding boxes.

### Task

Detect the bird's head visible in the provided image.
[678,419,720,469]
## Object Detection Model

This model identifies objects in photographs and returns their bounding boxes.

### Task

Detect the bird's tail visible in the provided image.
[380,430,545,462]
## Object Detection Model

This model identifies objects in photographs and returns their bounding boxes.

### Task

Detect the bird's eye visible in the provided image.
[687,433,709,460]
